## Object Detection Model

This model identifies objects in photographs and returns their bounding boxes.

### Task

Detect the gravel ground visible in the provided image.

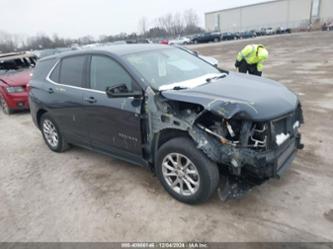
[0,31,333,242]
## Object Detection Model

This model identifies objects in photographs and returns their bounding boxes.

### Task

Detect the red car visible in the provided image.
[0,53,36,114]
[159,39,169,45]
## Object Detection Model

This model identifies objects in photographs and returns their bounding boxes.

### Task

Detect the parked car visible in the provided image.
[159,39,169,45]
[222,32,239,41]
[276,27,292,34]
[29,44,304,204]
[322,22,333,31]
[173,45,219,67]
[126,39,152,44]
[240,31,257,39]
[191,32,222,44]
[168,37,191,45]
[0,52,37,114]
[265,27,275,35]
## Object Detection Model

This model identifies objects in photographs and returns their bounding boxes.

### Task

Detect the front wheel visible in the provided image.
[0,96,12,115]
[156,137,220,204]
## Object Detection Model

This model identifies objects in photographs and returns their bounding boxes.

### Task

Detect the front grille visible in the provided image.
[249,106,302,151]
[273,117,288,135]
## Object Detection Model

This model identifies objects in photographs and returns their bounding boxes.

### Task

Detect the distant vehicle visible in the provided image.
[222,32,239,41]
[126,39,152,44]
[0,52,37,114]
[276,27,292,34]
[265,27,275,35]
[240,31,257,39]
[191,32,222,44]
[168,37,191,45]
[159,39,169,45]
[173,45,219,67]
[322,22,333,31]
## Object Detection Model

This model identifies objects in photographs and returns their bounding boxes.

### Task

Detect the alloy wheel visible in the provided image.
[43,119,59,148]
[0,97,10,114]
[162,153,200,196]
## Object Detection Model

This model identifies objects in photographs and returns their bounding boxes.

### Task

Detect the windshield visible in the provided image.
[0,56,36,75]
[122,47,222,90]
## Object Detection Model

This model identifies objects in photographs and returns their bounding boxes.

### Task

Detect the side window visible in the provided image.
[59,56,86,87]
[49,62,60,82]
[90,55,133,92]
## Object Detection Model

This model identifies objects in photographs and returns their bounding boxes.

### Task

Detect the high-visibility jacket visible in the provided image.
[236,44,268,72]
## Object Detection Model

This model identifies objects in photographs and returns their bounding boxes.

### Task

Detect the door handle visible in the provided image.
[84,96,97,104]
[48,88,54,94]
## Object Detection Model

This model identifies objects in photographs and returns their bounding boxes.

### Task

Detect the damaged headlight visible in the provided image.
[197,112,268,150]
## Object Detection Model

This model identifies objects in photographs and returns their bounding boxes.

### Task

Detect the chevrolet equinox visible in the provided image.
[29,44,304,204]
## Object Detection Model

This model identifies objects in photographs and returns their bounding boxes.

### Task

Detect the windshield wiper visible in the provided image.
[172,86,188,90]
[206,73,226,82]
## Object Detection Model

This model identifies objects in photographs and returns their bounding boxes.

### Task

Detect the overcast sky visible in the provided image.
[1,0,270,38]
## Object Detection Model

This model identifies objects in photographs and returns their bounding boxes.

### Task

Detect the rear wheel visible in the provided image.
[40,113,69,152]
[156,137,220,204]
[213,38,220,42]
[193,40,198,44]
[0,96,12,115]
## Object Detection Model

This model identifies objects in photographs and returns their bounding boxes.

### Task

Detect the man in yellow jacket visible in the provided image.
[235,44,269,76]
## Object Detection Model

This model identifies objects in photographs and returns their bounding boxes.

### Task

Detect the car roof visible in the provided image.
[40,44,171,61]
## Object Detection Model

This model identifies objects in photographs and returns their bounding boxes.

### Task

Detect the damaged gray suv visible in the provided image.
[29,44,304,204]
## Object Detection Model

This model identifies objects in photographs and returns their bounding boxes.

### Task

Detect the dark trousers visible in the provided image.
[237,59,262,76]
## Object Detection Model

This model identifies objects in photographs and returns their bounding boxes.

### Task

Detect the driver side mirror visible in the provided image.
[106,84,142,98]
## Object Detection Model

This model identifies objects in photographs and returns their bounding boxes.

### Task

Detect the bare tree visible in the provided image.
[172,12,184,36]
[157,14,174,35]
[183,9,199,27]
[138,17,148,36]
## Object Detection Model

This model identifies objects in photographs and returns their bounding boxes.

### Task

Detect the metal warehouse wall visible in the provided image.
[320,0,333,21]
[205,0,332,32]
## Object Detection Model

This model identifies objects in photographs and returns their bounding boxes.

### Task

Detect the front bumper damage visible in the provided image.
[189,118,304,201]
[145,87,304,201]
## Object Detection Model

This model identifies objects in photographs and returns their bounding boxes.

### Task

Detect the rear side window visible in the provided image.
[49,62,60,82]
[59,56,86,87]
[32,58,57,81]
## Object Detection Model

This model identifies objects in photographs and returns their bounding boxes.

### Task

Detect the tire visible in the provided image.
[193,40,198,44]
[0,96,13,115]
[156,137,220,204]
[40,113,69,153]
[213,38,220,42]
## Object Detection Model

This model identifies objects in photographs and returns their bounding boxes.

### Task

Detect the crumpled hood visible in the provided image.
[161,72,299,121]
[0,69,32,87]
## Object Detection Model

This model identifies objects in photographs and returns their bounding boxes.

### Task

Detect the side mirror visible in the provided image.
[106,84,142,98]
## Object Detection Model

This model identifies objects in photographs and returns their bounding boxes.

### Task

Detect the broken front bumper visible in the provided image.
[242,135,302,180]
[217,134,303,200]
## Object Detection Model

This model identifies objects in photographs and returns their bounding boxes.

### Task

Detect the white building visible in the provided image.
[205,0,333,32]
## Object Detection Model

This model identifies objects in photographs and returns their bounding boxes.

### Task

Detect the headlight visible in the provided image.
[6,86,25,93]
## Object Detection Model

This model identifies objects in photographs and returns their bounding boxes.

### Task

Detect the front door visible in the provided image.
[83,55,143,157]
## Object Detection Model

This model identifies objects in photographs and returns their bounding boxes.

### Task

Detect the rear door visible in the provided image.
[82,54,143,158]
[47,55,90,146]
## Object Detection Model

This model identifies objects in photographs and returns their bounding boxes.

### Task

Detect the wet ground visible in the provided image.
[0,31,332,242]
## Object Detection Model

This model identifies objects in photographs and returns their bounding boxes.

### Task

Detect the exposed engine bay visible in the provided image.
[144,87,304,201]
